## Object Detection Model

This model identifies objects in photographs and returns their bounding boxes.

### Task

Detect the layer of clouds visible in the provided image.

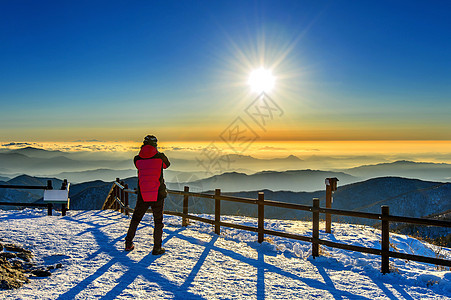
[161,146,205,152]
[259,146,288,151]
[0,141,135,153]
[1,142,33,147]
[1,142,450,169]
[72,139,102,143]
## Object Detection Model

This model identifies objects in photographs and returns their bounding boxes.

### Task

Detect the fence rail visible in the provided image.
[102,178,451,274]
[0,179,69,216]
[0,179,53,191]
[0,201,53,215]
[0,184,52,190]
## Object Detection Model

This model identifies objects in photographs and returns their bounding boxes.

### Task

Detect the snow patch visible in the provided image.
[0,209,450,299]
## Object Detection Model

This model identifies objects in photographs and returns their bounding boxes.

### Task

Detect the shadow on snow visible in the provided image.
[43,210,443,300]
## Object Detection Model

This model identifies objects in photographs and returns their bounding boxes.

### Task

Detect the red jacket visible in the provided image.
[134,145,170,202]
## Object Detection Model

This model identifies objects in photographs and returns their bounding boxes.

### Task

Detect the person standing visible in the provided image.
[125,135,170,255]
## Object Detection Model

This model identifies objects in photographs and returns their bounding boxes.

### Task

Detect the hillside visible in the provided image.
[72,176,451,224]
[329,177,450,215]
[1,175,450,261]
[2,147,451,185]
[2,175,450,224]
[393,210,451,246]
[0,175,10,182]
[0,175,110,210]
[52,169,137,184]
[48,169,212,184]
[0,148,132,176]
[164,177,451,223]
[6,174,63,188]
[0,209,449,298]
[0,175,63,209]
[345,160,451,182]
[9,147,65,158]
[168,154,306,172]
[0,147,307,178]
[168,170,359,192]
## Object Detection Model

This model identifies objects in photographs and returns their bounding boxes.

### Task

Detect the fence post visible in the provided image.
[258,192,265,243]
[381,205,390,274]
[215,189,221,235]
[46,177,54,216]
[312,198,320,258]
[112,186,116,211]
[124,184,129,216]
[61,179,68,216]
[326,182,332,234]
[182,186,189,226]
[120,181,125,214]
[325,177,338,234]
[114,179,120,211]
[61,204,67,216]
[326,185,331,233]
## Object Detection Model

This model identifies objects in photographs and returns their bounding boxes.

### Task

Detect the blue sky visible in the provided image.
[1,0,450,142]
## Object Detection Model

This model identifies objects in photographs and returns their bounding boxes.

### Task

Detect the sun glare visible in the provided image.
[248,67,275,93]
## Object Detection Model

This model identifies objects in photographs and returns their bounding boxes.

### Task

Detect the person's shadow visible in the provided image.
[51,211,441,300]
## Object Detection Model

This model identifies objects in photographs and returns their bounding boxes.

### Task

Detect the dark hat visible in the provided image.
[143,135,158,146]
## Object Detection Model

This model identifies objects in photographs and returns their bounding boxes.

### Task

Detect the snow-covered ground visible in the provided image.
[0,208,450,299]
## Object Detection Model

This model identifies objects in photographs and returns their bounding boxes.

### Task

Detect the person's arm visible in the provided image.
[159,153,170,169]
[133,155,140,168]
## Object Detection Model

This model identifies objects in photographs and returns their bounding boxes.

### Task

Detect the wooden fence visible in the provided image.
[102,178,451,274]
[0,179,69,216]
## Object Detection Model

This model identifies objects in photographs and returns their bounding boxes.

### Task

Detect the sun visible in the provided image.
[248,67,275,94]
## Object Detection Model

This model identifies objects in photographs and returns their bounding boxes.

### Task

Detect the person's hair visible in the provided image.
[143,135,158,147]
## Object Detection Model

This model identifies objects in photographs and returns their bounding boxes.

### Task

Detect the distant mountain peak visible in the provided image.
[392,160,417,164]
[285,155,302,161]
[17,146,46,151]
[213,171,248,177]
[9,146,63,156]
[221,154,302,162]
[11,174,35,180]
[10,146,51,153]
[225,154,255,160]
[391,160,448,166]
[350,160,450,169]
[7,147,66,161]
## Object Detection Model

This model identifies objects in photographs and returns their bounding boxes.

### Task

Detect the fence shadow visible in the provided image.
[56,212,205,300]
[10,210,441,299]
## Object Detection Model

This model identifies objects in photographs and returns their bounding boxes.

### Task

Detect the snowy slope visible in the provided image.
[0,209,450,299]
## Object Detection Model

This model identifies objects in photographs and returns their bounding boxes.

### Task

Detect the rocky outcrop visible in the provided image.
[0,242,62,290]
[0,256,30,289]
[0,243,33,290]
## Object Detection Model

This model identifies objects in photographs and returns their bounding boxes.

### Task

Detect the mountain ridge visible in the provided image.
[2,173,451,246]
[344,160,451,182]
[2,147,451,184]
[168,169,359,192]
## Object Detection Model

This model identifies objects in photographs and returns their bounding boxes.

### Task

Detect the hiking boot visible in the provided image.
[125,242,134,251]
[152,248,165,255]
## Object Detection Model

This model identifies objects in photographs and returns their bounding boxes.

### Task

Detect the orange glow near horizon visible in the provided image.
[2,140,450,153]
[2,140,451,164]
[2,139,451,169]
[162,139,451,154]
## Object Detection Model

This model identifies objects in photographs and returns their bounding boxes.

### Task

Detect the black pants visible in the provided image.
[125,192,165,249]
